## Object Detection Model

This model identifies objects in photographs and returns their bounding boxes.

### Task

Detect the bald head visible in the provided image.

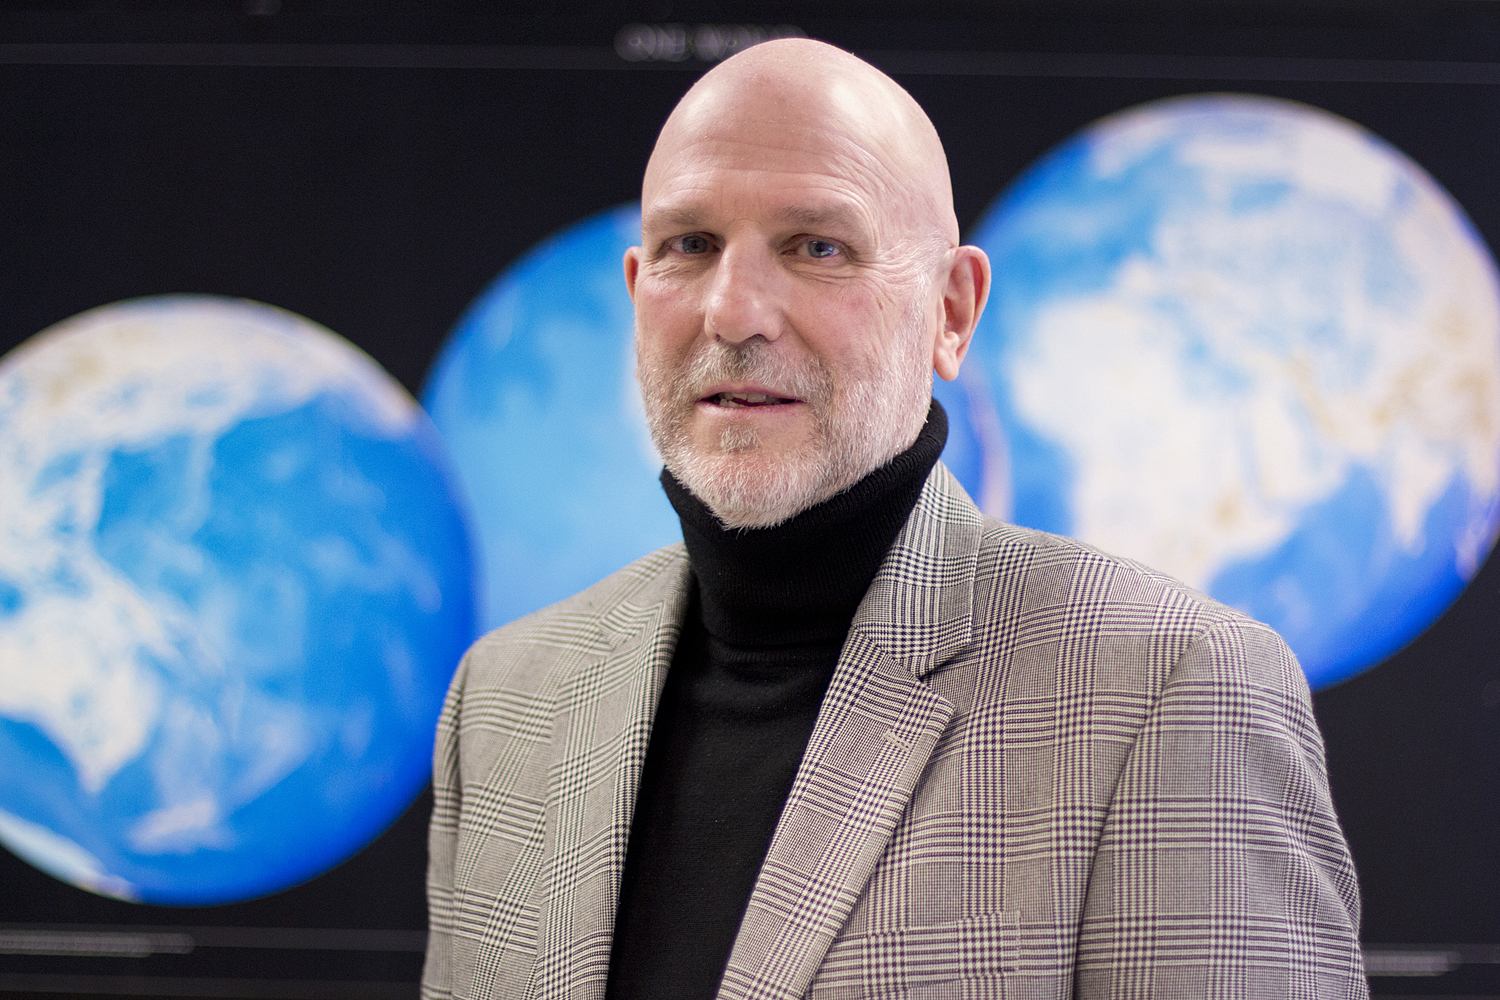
[643,39,960,251]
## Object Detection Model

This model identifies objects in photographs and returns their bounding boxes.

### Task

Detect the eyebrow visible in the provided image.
[642,204,708,232]
[641,201,871,240]
[775,203,866,235]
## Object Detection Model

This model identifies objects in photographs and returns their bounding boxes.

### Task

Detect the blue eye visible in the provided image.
[806,240,840,258]
[674,234,711,254]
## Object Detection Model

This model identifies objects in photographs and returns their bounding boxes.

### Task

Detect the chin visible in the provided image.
[669,444,852,529]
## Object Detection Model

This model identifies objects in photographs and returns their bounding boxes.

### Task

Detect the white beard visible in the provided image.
[637,303,934,529]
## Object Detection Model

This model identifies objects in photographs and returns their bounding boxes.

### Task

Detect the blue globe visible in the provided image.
[0,296,475,904]
[967,94,1500,689]
[423,203,990,632]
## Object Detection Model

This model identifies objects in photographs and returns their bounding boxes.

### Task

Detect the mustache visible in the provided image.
[667,339,833,405]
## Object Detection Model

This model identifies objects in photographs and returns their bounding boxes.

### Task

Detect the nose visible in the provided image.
[703,243,783,345]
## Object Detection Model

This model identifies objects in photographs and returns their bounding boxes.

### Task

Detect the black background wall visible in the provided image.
[2,3,1498,997]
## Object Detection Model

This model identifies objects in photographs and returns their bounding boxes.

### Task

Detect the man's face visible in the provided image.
[627,99,943,528]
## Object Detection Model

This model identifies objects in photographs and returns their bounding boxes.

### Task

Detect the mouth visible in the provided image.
[701,389,799,408]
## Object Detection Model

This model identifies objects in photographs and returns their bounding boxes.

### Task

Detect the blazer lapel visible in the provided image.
[717,464,986,1000]
[530,552,693,1000]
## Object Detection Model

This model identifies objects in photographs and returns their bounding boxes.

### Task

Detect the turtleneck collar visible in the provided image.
[660,399,947,648]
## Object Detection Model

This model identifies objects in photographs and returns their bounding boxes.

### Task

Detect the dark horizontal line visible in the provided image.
[188,927,427,952]
[0,973,416,999]
[0,42,643,70]
[0,925,426,954]
[0,42,1498,83]
[0,929,192,958]
[1365,943,1500,964]
[862,48,1500,84]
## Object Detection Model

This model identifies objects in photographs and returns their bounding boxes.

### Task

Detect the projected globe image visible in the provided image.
[0,296,475,904]
[423,204,677,631]
[423,204,991,632]
[968,93,1500,688]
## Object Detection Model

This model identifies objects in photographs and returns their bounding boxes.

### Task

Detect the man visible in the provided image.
[424,38,1366,1000]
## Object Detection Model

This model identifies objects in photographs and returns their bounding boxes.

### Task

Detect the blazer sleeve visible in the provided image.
[1075,617,1368,999]
[421,651,469,1000]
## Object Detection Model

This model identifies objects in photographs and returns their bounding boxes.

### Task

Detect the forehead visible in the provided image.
[641,124,905,238]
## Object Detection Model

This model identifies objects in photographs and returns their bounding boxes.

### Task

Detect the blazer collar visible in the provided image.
[847,461,985,677]
[718,463,985,1000]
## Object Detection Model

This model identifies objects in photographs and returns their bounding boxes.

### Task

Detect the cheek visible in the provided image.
[635,274,700,341]
[791,288,895,363]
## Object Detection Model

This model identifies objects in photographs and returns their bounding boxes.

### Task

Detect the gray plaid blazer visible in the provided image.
[424,464,1366,999]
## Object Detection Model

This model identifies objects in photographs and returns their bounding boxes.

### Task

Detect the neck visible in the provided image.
[660,399,948,646]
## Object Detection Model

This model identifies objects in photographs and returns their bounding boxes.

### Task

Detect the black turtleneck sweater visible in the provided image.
[605,401,948,1000]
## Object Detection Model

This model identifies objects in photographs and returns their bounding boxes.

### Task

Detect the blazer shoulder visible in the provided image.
[972,515,1242,617]
[972,515,1287,656]
[880,465,1287,682]
[458,542,691,698]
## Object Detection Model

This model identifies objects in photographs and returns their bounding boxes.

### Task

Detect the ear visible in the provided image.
[932,245,990,382]
[623,246,642,304]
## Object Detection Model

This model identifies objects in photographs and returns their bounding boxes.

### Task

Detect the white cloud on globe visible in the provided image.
[1014,96,1500,594]
[1,299,414,791]
[972,92,1500,686]
[0,296,435,866]
[0,807,137,900]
